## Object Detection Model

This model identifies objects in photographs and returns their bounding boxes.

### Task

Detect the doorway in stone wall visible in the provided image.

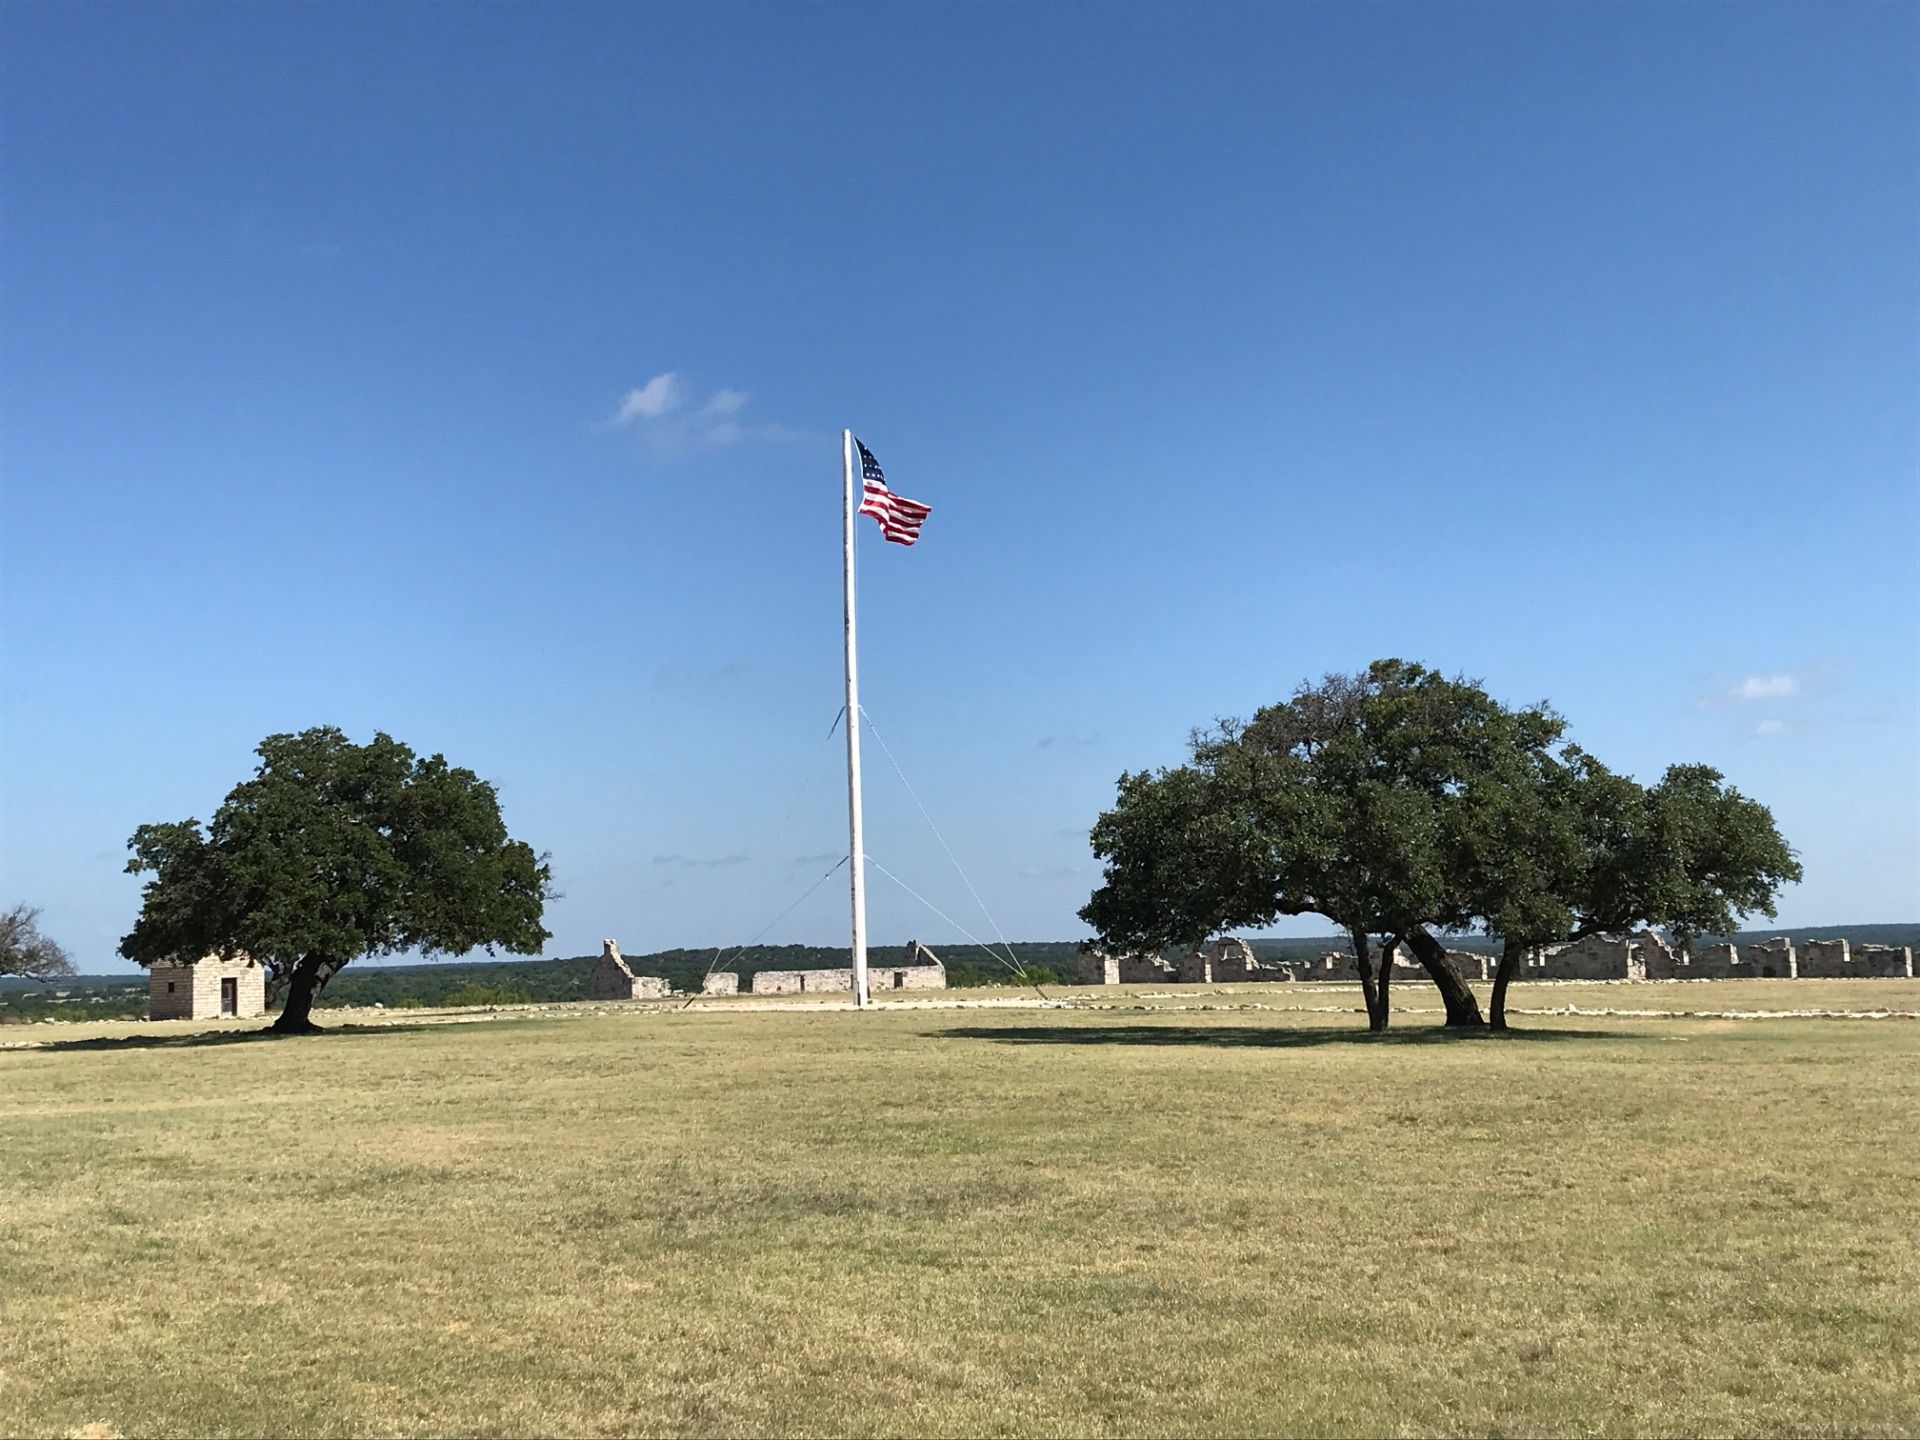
[220,977,238,1016]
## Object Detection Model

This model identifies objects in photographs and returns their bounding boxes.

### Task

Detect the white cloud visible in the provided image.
[607,373,683,426]
[600,375,820,458]
[1734,673,1799,702]
[1754,719,1788,738]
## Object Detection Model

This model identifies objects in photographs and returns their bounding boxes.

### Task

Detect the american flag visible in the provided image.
[855,439,931,546]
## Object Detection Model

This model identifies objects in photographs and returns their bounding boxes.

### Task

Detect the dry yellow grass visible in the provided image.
[3,982,1916,1437]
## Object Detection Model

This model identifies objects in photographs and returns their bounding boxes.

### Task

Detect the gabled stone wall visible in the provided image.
[587,940,672,1000]
[701,972,739,996]
[1204,937,1295,982]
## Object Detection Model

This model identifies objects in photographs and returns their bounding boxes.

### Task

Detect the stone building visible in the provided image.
[1741,937,1796,978]
[749,941,946,995]
[1076,948,1120,985]
[1687,942,1742,977]
[1798,940,1914,978]
[1311,950,1361,980]
[1855,945,1916,978]
[1117,952,1176,984]
[148,954,266,1021]
[700,971,739,996]
[1069,931,1905,990]
[1799,938,1850,977]
[1072,947,1176,985]
[586,940,671,1000]
[1194,936,1301,982]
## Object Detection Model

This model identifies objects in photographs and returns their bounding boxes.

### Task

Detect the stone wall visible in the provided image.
[1117,953,1175,984]
[1742,937,1797,978]
[750,944,946,995]
[1856,945,1915,978]
[1533,935,1639,980]
[1068,933,1904,988]
[148,955,266,1021]
[1204,937,1295,982]
[701,972,739,996]
[587,940,674,1000]
[1312,950,1361,981]
[1636,931,1682,980]
[871,963,947,992]
[1175,953,1212,984]
[1799,939,1849,977]
[1799,940,1914,978]
[1076,948,1120,985]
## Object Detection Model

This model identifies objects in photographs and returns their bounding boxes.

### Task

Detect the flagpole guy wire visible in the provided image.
[682,854,850,1010]
[859,707,1031,977]
[863,855,1050,1002]
[682,707,847,1006]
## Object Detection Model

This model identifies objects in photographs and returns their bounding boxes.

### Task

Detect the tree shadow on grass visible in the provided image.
[8,1022,454,1054]
[934,1022,1635,1050]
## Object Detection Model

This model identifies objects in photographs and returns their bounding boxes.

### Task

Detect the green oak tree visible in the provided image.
[1086,661,1515,1029]
[1449,746,1801,1029]
[121,727,554,1032]
[1,904,76,981]
[1081,660,1800,1033]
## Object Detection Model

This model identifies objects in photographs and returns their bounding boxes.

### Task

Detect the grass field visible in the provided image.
[4,981,1917,1437]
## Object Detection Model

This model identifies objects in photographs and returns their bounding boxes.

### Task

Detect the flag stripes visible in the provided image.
[855,438,931,546]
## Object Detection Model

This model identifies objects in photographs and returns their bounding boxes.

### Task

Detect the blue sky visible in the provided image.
[3,2,1914,972]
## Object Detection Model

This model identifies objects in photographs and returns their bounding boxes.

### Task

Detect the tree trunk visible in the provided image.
[1351,926,1388,1032]
[1491,939,1525,1031]
[1406,928,1485,1027]
[270,958,329,1034]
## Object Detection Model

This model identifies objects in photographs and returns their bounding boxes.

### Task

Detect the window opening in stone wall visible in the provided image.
[167,982,176,993]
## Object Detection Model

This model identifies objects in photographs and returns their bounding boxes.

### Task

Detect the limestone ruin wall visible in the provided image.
[1073,933,1912,985]
[586,940,671,1001]
[749,942,947,996]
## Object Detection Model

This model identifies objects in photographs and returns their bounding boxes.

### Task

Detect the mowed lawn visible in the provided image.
[3,985,1917,1438]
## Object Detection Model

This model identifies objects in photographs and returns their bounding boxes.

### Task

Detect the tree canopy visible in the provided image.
[1,904,75,981]
[121,727,553,1032]
[1081,660,1801,1030]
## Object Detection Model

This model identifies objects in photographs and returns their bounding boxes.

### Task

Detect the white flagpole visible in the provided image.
[842,428,871,1008]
